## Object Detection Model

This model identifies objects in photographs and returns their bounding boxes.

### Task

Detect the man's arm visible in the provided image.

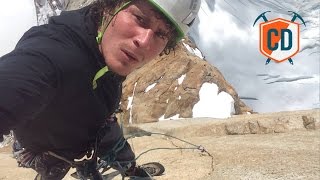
[0,49,58,137]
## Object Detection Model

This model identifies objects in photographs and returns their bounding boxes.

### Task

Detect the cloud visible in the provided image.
[191,0,320,112]
[266,76,315,84]
[0,0,37,56]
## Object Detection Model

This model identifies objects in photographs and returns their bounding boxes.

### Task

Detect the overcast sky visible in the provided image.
[189,0,320,113]
[0,0,37,55]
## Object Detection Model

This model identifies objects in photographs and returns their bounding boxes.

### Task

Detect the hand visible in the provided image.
[0,130,11,143]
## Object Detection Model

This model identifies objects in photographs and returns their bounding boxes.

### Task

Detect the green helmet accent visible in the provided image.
[147,0,201,41]
[97,0,201,44]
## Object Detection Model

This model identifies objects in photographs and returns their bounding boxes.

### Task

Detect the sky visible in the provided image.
[0,0,37,55]
[189,0,320,113]
[0,0,319,119]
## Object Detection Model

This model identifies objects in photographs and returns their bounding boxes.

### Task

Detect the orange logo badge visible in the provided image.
[253,11,306,65]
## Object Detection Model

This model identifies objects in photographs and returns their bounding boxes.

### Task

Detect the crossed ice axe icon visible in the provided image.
[253,11,306,65]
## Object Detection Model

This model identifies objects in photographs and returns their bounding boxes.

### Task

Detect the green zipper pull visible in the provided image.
[92,66,109,89]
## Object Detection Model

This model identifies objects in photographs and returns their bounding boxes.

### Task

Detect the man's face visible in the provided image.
[99,0,172,76]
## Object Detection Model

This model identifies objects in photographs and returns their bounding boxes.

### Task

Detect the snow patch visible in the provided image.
[127,97,133,110]
[127,82,137,124]
[158,115,169,121]
[159,114,182,121]
[183,43,204,59]
[193,83,235,118]
[178,74,186,85]
[145,82,157,92]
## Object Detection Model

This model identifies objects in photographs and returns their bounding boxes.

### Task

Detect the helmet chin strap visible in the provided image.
[96,1,132,44]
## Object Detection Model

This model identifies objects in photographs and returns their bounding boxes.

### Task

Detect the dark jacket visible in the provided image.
[0,6,125,153]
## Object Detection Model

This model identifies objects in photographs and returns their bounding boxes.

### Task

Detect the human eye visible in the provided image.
[134,13,147,26]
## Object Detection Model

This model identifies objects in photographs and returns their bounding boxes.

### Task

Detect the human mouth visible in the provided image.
[122,49,139,63]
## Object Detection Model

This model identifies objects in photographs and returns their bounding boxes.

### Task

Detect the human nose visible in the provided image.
[133,29,153,48]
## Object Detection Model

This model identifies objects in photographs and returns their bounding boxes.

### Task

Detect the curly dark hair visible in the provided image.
[89,0,178,55]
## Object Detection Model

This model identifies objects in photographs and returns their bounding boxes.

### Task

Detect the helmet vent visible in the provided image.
[183,12,197,26]
[187,18,195,27]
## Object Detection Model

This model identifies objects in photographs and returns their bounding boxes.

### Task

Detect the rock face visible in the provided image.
[1,109,319,180]
[120,40,252,124]
[127,109,320,137]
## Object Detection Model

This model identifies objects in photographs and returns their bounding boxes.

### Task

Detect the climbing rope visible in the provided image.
[96,131,215,178]
[43,115,214,180]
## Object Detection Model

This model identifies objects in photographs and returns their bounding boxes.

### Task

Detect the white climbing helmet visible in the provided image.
[147,0,201,40]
